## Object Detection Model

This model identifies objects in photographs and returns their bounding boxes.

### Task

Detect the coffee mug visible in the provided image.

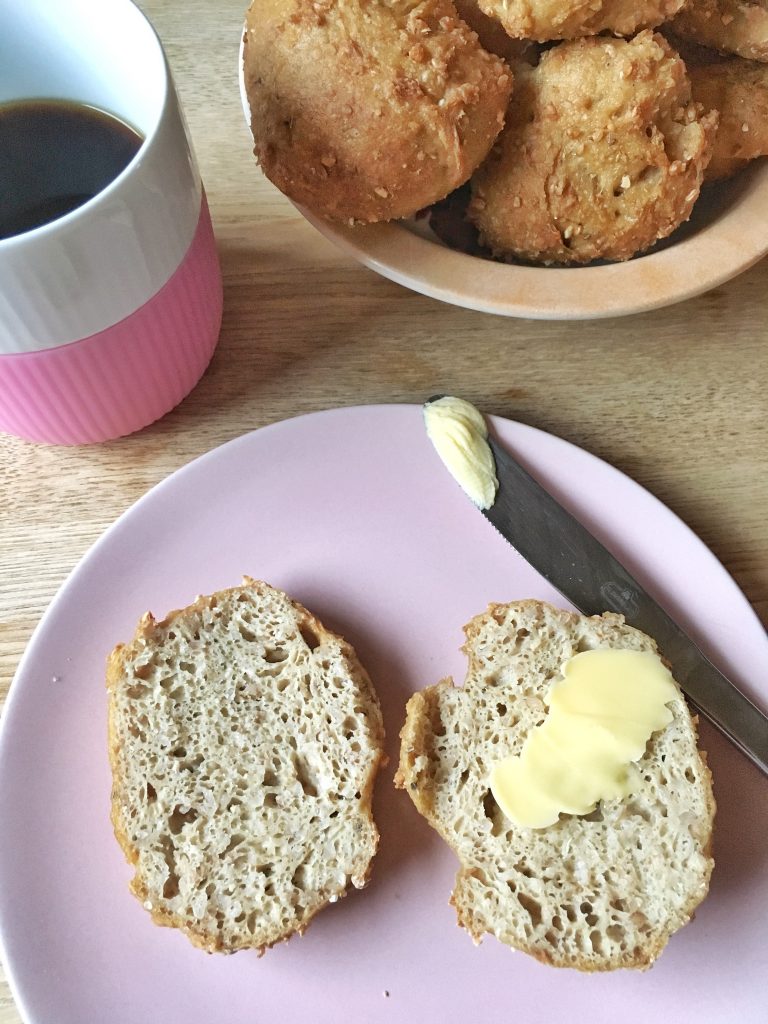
[0,0,223,445]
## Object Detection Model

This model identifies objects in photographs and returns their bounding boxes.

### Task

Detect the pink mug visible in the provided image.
[0,0,223,445]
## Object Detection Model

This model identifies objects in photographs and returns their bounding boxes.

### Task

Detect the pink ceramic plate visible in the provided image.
[0,405,766,1024]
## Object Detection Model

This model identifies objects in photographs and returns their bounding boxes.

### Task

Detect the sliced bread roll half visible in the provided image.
[107,578,386,954]
[395,600,715,971]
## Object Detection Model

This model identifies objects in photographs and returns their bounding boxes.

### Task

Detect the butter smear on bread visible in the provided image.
[490,649,680,829]
[424,396,498,509]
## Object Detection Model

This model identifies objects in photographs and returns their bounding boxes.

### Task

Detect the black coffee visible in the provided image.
[0,99,143,241]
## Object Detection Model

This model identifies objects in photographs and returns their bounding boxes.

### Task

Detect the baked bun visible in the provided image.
[107,578,386,953]
[468,32,717,264]
[396,600,715,971]
[242,0,513,223]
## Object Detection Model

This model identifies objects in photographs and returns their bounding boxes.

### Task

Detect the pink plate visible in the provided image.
[0,405,766,1024]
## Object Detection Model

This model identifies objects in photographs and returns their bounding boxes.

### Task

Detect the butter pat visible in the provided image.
[490,648,679,829]
[424,396,498,509]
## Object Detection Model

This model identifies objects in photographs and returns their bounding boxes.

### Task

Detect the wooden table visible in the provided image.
[1,1,766,1020]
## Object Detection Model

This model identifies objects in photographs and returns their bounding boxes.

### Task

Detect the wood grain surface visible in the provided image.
[0,1,766,1020]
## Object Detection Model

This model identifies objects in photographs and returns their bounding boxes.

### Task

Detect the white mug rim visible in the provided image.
[0,0,203,354]
[0,0,169,252]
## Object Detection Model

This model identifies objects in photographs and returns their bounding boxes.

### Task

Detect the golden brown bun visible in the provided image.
[669,0,768,63]
[242,0,512,224]
[687,57,768,179]
[468,32,717,264]
[476,0,687,42]
[451,0,540,62]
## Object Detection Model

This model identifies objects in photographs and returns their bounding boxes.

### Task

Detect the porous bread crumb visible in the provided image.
[107,578,386,954]
[396,600,715,971]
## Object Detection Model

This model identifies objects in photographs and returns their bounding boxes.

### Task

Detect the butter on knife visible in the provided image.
[423,396,498,510]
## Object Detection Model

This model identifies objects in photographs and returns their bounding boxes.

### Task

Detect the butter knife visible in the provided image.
[480,431,768,777]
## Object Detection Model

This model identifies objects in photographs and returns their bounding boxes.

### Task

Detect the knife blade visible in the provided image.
[483,433,768,777]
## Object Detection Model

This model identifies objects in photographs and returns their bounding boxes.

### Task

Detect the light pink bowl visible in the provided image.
[0,196,222,445]
[237,28,768,319]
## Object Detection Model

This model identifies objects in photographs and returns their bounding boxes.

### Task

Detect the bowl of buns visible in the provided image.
[239,0,768,319]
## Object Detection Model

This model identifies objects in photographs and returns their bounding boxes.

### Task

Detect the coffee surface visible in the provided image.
[0,100,143,240]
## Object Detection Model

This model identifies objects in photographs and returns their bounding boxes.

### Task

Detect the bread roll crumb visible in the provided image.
[107,578,386,954]
[396,599,715,971]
